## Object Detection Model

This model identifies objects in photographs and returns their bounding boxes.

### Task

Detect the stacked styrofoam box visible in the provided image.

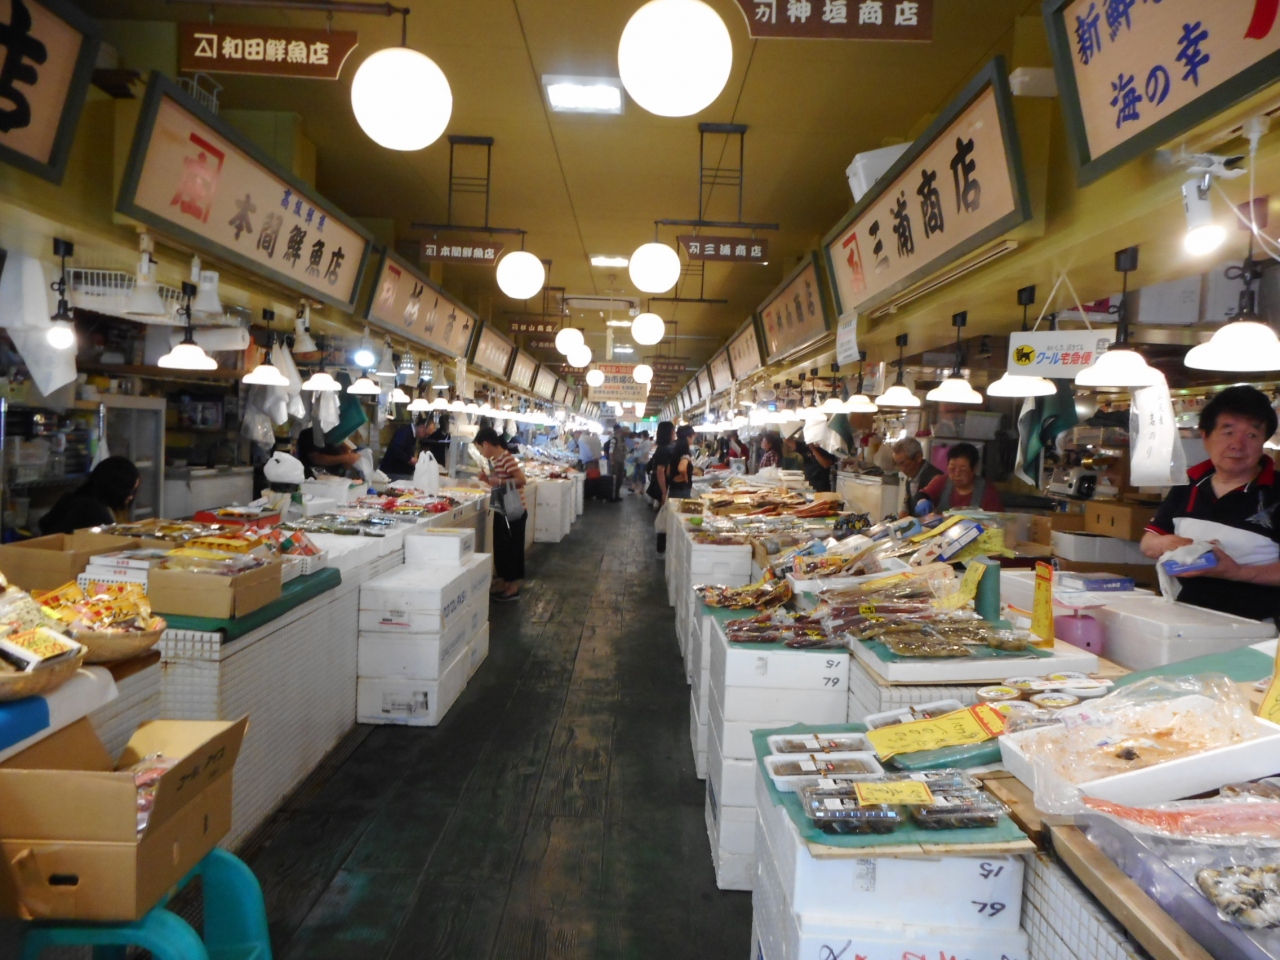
[754,764,1030,960]
[1023,854,1144,960]
[356,529,491,727]
[534,479,573,543]
[846,657,984,722]
[1050,531,1152,565]
[309,532,386,581]
[572,472,584,516]
[705,619,849,890]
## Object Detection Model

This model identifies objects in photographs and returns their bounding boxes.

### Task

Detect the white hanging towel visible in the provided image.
[1129,372,1188,488]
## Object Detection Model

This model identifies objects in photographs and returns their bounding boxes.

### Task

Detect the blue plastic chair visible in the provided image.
[20,848,271,960]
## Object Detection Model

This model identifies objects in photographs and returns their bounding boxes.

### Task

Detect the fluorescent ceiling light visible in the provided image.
[544,75,624,114]
[592,255,630,268]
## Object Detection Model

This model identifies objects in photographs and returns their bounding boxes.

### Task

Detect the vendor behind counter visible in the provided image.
[1142,385,1280,622]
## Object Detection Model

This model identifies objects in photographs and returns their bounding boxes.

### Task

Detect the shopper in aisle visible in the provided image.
[892,437,943,518]
[379,416,436,480]
[668,430,695,501]
[39,456,140,534]
[475,426,527,603]
[785,435,835,492]
[607,423,629,501]
[631,430,652,495]
[1142,385,1280,621]
[919,442,1003,512]
[722,430,747,465]
[648,420,674,504]
[757,431,782,470]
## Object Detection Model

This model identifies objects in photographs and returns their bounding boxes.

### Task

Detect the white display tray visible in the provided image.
[852,637,1097,684]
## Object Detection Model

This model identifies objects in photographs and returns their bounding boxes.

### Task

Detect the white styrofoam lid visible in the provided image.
[1097,596,1278,639]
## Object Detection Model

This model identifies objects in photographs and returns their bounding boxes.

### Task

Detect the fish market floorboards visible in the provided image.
[251,495,752,960]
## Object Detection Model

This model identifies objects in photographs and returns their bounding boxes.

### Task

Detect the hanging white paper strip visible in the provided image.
[1129,372,1187,488]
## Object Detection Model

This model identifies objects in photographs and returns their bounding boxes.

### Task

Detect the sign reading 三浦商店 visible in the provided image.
[365,249,476,358]
[421,241,503,264]
[1045,1,1280,185]
[470,322,515,379]
[178,23,358,80]
[835,312,860,366]
[823,58,1030,318]
[727,318,763,379]
[588,364,649,404]
[678,235,769,263]
[759,252,832,363]
[1006,329,1115,380]
[709,349,733,394]
[0,0,100,184]
[732,0,933,41]
[533,366,557,400]
[119,74,373,312]
[509,350,537,392]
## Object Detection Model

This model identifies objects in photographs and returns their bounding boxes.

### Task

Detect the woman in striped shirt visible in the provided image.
[475,427,527,602]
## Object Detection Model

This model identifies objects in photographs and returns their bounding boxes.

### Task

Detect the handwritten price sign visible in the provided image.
[854,781,935,806]
[866,704,1007,760]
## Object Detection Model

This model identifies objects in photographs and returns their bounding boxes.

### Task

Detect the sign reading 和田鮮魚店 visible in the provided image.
[731,0,933,40]
[179,23,358,80]
[118,74,373,312]
[1006,329,1115,380]
[587,364,649,404]
[1045,0,1280,185]
[822,58,1030,319]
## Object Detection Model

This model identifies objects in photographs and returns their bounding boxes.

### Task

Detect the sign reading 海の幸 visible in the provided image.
[759,252,832,363]
[1006,328,1115,380]
[365,250,476,358]
[118,74,373,311]
[178,23,358,80]
[0,0,100,183]
[823,58,1030,318]
[732,0,933,41]
[470,323,516,379]
[1045,1,1280,185]
[588,364,648,404]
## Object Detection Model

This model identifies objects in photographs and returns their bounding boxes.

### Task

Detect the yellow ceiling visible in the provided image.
[77,0,1040,402]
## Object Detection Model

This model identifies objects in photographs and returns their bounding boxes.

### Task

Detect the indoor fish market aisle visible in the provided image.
[240,497,751,960]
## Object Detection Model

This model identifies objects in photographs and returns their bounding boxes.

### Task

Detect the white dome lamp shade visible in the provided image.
[45,239,76,351]
[629,242,681,293]
[1075,245,1160,388]
[407,396,432,412]
[926,312,983,404]
[352,327,377,368]
[986,372,1056,397]
[158,282,217,370]
[631,311,665,345]
[347,376,382,395]
[585,368,605,387]
[567,343,593,368]
[555,325,584,356]
[496,250,546,300]
[300,370,342,392]
[389,387,412,404]
[243,308,291,386]
[618,0,732,117]
[842,349,877,412]
[1182,176,1226,257]
[633,363,653,384]
[1184,251,1280,371]
[351,13,452,151]
[876,334,921,409]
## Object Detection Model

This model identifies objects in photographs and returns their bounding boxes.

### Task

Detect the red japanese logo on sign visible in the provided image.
[171,132,225,224]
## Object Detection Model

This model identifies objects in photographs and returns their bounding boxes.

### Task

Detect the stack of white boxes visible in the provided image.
[356,528,492,726]
[753,762,1030,960]
[533,479,574,543]
[705,619,849,890]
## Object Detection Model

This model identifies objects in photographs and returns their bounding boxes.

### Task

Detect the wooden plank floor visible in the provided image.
[248,494,752,960]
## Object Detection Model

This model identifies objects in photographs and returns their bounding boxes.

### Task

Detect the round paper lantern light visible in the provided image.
[631,312,665,345]
[496,251,546,300]
[629,242,681,293]
[585,368,605,387]
[351,48,452,150]
[633,363,653,384]
[618,0,733,117]
[555,326,584,356]
[568,343,593,368]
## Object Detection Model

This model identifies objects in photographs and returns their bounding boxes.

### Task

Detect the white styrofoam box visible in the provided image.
[999,569,1155,613]
[706,778,755,892]
[357,596,487,679]
[534,522,565,544]
[754,766,1026,930]
[710,679,843,761]
[710,716,760,808]
[846,658,983,722]
[689,552,753,584]
[715,683,850,725]
[1051,531,1153,565]
[845,142,911,202]
[356,630,472,727]
[751,914,767,960]
[309,532,384,579]
[359,553,492,633]
[691,691,709,779]
[1092,596,1277,670]
[302,496,337,516]
[1000,709,1280,805]
[467,621,489,679]
[1024,854,1144,960]
[302,476,358,504]
[707,781,757,856]
[710,622,850,691]
[404,527,476,564]
[851,637,1097,684]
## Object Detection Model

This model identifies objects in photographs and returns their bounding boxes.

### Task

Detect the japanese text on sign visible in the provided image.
[179,24,358,80]
[367,251,475,358]
[1006,329,1114,380]
[421,241,503,264]
[1048,1,1280,183]
[677,235,769,262]
[732,0,933,40]
[472,325,514,377]
[587,364,650,404]
[533,366,557,399]
[866,704,1006,760]
[759,257,829,362]
[509,351,537,391]
[824,63,1028,317]
[509,321,559,334]
[708,350,733,393]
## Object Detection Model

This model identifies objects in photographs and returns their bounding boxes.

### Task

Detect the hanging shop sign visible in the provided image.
[733,0,933,41]
[1006,328,1115,380]
[822,58,1030,318]
[649,359,687,374]
[509,350,537,392]
[835,311,860,365]
[678,235,769,263]
[708,349,733,394]
[759,251,833,363]
[726,317,764,379]
[553,381,568,404]
[588,364,649,404]
[527,339,557,351]
[696,368,712,401]
[1045,1,1280,186]
[533,365,557,399]
[508,320,559,334]
[469,322,516,379]
[421,240,504,264]
[119,73,373,312]
[364,249,476,358]
[179,23,358,80]
[0,0,100,184]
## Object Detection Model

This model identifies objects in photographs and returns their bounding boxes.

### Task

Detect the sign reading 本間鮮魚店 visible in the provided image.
[589,364,649,404]
[470,322,516,379]
[365,249,476,358]
[759,252,832,363]
[1006,328,1115,380]
[732,0,933,40]
[420,241,504,265]
[533,366,557,400]
[709,349,733,394]
[119,73,373,311]
[1045,1,1280,185]
[0,0,100,184]
[823,58,1030,319]
[678,235,769,263]
[178,23,358,80]
[509,350,537,392]
[726,318,763,379]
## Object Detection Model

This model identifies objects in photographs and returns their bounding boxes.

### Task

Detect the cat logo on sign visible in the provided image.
[1014,345,1035,366]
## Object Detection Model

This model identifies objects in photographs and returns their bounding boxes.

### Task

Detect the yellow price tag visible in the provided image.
[908,514,964,543]
[859,603,877,616]
[1031,561,1055,646]
[854,781,935,806]
[866,704,1007,760]
[936,562,985,611]
[1258,645,1280,724]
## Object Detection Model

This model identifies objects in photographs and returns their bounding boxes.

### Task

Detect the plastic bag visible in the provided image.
[413,450,440,494]
[240,405,275,453]
[1083,794,1280,844]
[354,447,374,485]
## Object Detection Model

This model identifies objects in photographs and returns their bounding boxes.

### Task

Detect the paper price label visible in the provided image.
[937,562,985,611]
[859,604,876,616]
[866,704,1007,760]
[1031,561,1054,645]
[1259,658,1280,726]
[854,781,935,806]
[908,514,964,543]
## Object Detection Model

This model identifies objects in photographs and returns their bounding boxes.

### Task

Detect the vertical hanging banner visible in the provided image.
[727,317,764,379]
[732,0,933,40]
[365,249,477,358]
[1129,375,1188,488]
[178,24,358,79]
[0,0,101,184]
[823,58,1030,318]
[759,252,833,363]
[1045,1,1280,185]
[835,312,860,365]
[119,74,373,312]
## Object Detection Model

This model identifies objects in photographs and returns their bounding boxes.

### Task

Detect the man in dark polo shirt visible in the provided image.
[1141,386,1280,622]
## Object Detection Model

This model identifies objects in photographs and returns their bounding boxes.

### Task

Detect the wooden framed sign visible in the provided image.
[759,251,833,363]
[469,322,516,379]
[533,365,556,400]
[365,249,476,359]
[726,316,764,379]
[708,348,734,394]
[509,350,537,392]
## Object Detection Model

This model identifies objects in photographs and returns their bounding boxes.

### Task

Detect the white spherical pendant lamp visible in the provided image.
[496,250,546,300]
[555,326,584,356]
[631,312,665,345]
[618,0,733,118]
[585,368,605,387]
[351,47,452,151]
[629,242,681,294]
[568,343,593,368]
[633,363,653,384]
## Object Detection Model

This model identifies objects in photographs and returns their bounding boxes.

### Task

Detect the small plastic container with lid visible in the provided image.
[801,796,903,834]
[911,791,1008,830]
[764,752,884,792]
[767,732,871,755]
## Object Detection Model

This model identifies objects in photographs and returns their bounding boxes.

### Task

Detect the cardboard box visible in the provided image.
[1028,512,1086,546]
[0,532,140,592]
[147,559,282,619]
[0,716,246,921]
[1055,560,1159,588]
[1084,501,1157,541]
